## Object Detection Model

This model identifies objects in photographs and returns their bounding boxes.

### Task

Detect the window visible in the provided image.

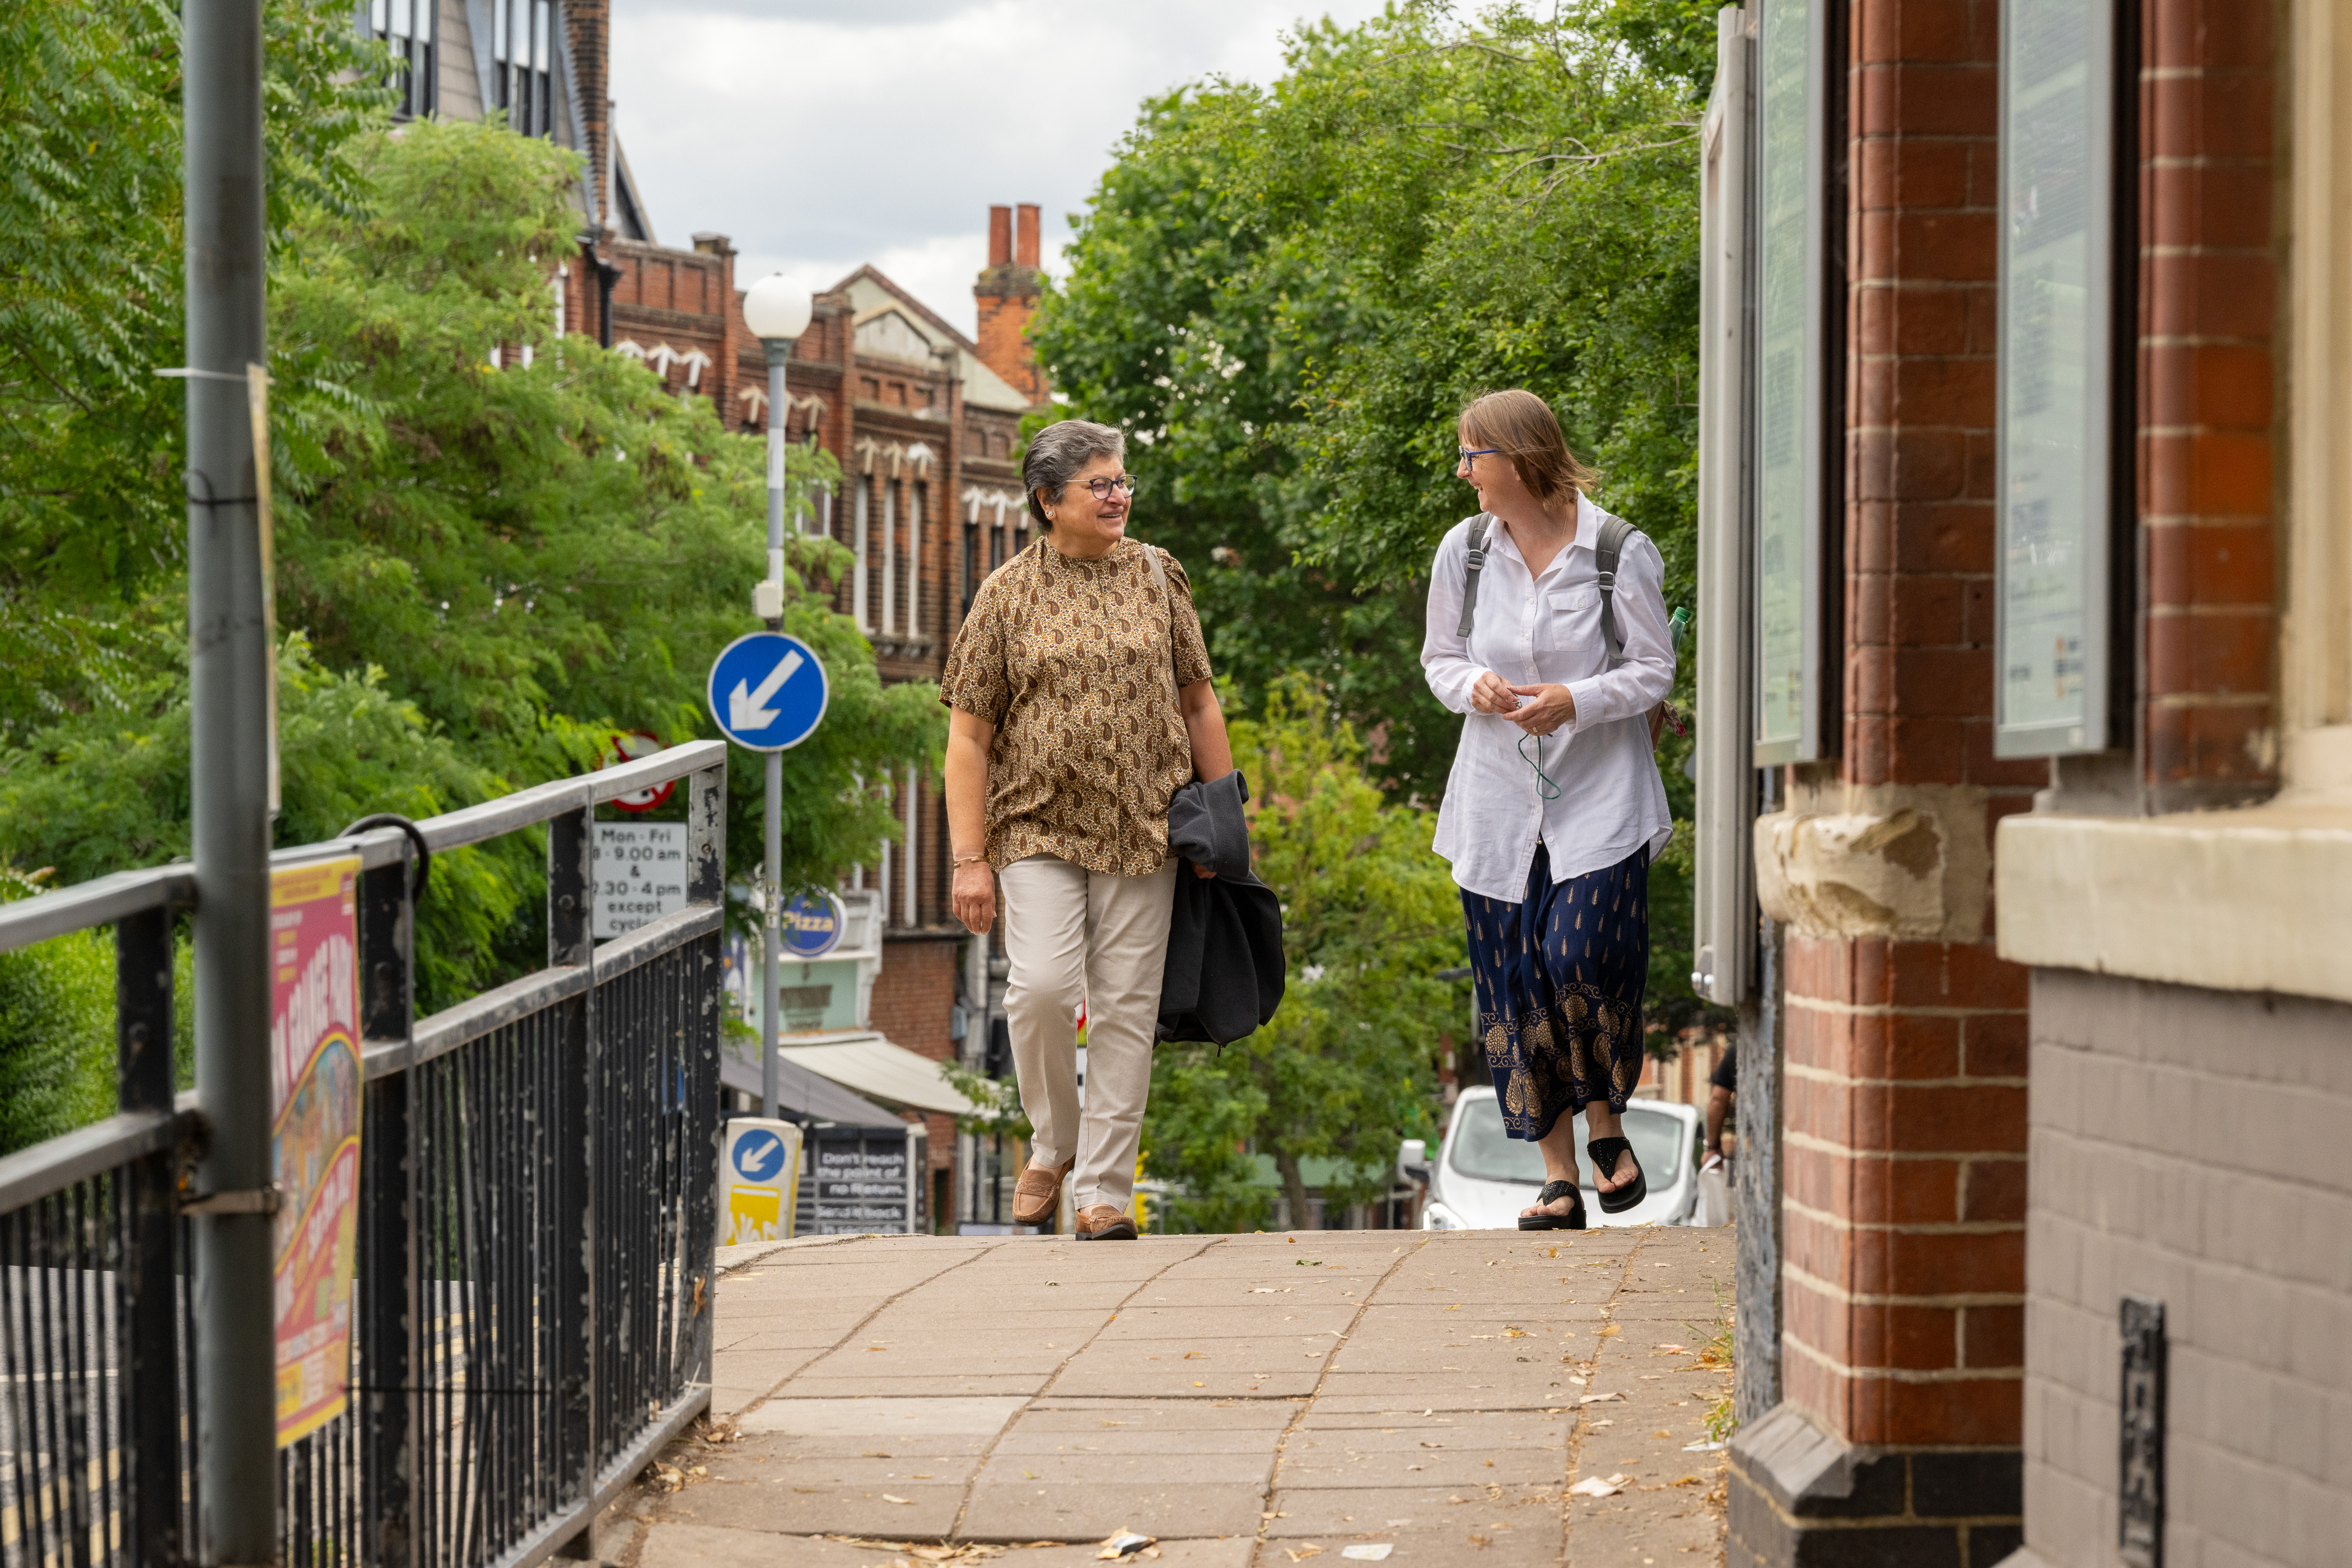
[367,0,435,120]
[861,377,881,402]
[491,0,553,137]
[1995,0,2122,755]
[1752,0,1832,764]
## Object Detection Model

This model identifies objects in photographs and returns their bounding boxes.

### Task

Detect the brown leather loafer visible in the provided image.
[1074,1203,1137,1242]
[1011,1158,1074,1227]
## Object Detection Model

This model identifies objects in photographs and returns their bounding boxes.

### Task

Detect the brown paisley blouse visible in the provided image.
[939,536,1213,876]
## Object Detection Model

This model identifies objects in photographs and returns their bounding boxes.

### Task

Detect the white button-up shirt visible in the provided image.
[1421,494,1676,901]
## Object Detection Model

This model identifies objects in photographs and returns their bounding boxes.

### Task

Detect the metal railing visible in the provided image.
[0,741,727,1567]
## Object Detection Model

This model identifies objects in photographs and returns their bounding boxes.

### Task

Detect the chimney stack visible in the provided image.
[974,202,1048,410]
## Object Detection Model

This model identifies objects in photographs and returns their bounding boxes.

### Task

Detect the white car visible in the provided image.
[1399,1086,1702,1230]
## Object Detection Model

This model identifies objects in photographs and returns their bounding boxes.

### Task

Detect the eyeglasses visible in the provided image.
[1077,475,1139,500]
[1458,447,1499,465]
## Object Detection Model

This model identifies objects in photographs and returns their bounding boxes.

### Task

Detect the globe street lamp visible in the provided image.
[740,272,812,1122]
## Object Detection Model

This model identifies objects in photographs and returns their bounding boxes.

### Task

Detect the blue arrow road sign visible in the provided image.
[732,1128,788,1182]
[708,632,827,752]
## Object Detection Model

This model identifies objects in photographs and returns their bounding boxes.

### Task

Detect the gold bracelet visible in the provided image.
[953,852,989,867]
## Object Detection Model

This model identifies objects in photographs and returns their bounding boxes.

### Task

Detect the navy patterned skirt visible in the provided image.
[1461,843,1650,1142]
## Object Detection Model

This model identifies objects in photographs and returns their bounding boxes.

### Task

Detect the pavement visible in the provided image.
[590,1226,1735,1567]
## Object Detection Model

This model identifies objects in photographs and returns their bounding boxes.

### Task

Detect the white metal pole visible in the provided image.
[760,343,791,1120]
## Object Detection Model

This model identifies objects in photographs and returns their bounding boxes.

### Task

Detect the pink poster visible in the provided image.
[269,855,363,1446]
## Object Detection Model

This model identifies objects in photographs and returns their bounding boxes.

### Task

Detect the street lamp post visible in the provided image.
[741,273,813,1122]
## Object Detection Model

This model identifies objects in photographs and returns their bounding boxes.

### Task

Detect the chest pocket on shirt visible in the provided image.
[1535,583,1602,654]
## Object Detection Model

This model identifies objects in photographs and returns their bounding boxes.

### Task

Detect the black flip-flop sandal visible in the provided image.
[1586,1137,1648,1214]
[1516,1178,1588,1231]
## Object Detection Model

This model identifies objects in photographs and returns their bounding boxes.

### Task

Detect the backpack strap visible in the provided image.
[1594,513,1637,666]
[1457,514,1493,638]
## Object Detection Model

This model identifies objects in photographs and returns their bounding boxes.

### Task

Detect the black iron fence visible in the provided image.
[0,741,726,1567]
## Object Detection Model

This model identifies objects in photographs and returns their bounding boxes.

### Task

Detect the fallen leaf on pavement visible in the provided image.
[881,1494,913,1505]
[1281,1547,1322,1562]
[1096,1529,1156,1559]
[1653,1342,1687,1354]
[1340,1547,1394,1561]
[861,1451,893,1458]
[1568,1474,1627,1499]
[1578,1392,1624,1404]
[1669,1474,1702,1486]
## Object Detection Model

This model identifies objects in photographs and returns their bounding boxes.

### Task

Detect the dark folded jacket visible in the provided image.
[1157,770,1286,1046]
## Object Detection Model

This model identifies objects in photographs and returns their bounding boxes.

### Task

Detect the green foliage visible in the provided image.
[942,1058,1032,1142]
[0,870,115,1153]
[1142,676,1458,1233]
[0,634,527,1012]
[264,118,941,910]
[1,44,944,1141]
[1030,0,1713,1023]
[0,0,385,735]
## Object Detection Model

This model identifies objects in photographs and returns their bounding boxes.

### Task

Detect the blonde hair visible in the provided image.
[1459,389,1598,505]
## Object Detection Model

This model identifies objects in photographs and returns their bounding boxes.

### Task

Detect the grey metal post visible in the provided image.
[183,1,278,1560]
[760,346,791,1119]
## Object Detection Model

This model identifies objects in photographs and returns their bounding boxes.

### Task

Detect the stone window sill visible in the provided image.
[1995,803,2352,1004]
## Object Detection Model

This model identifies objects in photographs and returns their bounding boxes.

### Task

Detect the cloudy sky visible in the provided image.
[607,0,1392,339]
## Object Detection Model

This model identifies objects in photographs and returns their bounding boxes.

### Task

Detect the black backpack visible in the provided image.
[1456,511,1643,661]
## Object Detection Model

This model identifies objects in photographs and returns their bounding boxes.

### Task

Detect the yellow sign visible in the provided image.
[720,1118,802,1245]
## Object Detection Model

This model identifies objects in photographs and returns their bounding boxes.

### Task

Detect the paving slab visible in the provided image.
[622,1228,1730,1566]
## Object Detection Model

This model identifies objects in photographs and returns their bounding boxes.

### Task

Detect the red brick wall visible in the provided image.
[873,937,957,1063]
[2139,0,2279,800]
[874,938,963,1191]
[1775,0,2034,1452]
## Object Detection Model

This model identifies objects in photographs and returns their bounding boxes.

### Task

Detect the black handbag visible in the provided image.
[1138,545,1285,1046]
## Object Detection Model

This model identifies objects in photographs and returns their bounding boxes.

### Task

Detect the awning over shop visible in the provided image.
[718,1035,904,1128]
[774,1030,977,1118]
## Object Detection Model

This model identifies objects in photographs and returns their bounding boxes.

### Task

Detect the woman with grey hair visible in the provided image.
[940,418,1234,1240]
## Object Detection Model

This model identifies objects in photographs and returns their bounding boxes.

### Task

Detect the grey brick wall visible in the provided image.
[2020,968,2352,1568]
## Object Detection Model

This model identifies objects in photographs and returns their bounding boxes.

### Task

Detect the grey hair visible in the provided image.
[1021,419,1126,529]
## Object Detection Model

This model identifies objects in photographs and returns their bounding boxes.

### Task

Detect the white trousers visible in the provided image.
[998,854,1176,1211]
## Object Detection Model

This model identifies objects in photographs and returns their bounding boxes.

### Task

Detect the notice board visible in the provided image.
[796,1128,920,1235]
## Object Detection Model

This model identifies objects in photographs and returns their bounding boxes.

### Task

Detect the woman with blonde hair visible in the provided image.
[1420,389,1675,1229]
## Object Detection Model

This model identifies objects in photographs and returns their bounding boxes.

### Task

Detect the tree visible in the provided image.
[1031,0,1718,1023]
[0,0,384,736]
[1142,676,1460,1233]
[1,66,945,1127]
[260,118,942,914]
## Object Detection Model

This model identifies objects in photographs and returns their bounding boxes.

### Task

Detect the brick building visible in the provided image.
[1693,3,2352,1565]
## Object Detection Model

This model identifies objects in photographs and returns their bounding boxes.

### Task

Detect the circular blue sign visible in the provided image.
[707,632,828,753]
[731,1128,787,1182]
[781,893,846,959]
